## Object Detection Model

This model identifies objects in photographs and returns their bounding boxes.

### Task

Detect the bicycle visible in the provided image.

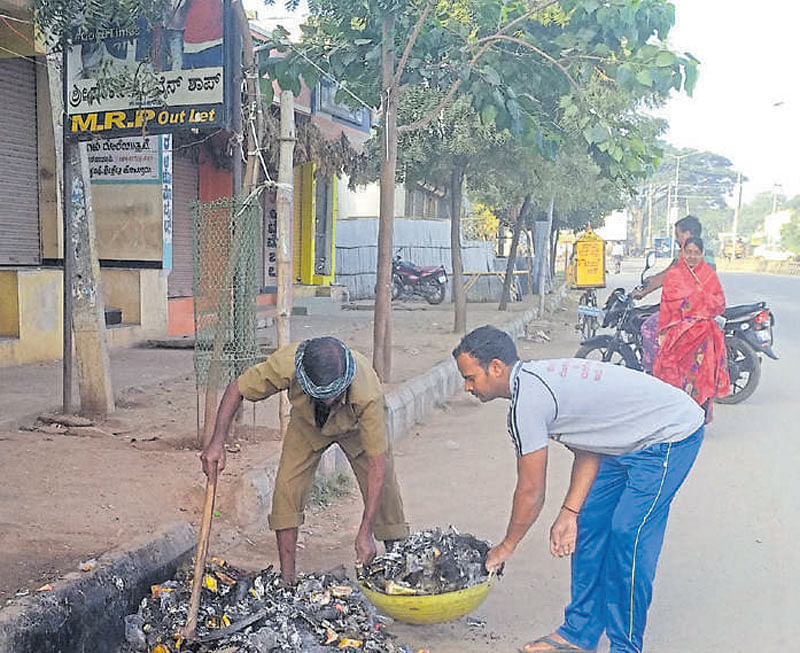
[576,287,602,341]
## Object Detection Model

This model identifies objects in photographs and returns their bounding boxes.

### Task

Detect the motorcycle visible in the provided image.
[575,253,778,404]
[391,252,448,305]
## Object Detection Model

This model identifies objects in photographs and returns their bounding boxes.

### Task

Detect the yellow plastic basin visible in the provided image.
[359,578,494,625]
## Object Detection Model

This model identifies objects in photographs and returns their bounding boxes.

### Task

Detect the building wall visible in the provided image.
[0,268,168,366]
[337,176,407,219]
[0,269,62,365]
[94,186,164,261]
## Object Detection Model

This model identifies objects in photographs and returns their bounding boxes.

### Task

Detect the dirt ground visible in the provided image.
[0,293,581,612]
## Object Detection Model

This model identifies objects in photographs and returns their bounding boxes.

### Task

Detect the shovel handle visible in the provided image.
[183,468,218,639]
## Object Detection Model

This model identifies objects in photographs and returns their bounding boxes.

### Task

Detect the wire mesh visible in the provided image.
[192,195,261,390]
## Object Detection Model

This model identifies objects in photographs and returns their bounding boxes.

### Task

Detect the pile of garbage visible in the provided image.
[121,557,402,652]
[357,527,491,596]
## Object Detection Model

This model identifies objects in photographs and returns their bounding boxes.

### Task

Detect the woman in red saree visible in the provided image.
[653,237,730,421]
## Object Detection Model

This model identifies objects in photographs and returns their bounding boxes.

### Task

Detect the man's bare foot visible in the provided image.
[519,632,593,652]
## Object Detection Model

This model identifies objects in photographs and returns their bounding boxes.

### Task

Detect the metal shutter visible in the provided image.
[169,154,199,297]
[0,57,39,265]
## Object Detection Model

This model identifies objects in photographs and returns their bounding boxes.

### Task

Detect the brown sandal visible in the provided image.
[518,635,595,652]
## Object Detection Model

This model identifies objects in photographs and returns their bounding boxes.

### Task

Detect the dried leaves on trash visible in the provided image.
[121,557,400,652]
[357,527,491,596]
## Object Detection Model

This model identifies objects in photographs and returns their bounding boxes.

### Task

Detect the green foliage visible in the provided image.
[309,472,352,507]
[780,214,800,254]
[261,0,695,179]
[737,191,784,239]
[34,0,170,47]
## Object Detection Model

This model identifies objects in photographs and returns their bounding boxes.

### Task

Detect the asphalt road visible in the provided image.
[388,262,798,653]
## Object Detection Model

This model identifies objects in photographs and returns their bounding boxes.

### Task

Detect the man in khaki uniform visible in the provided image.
[201,336,408,583]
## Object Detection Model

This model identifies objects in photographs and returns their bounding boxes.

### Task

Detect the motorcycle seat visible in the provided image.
[417,265,444,274]
[723,302,766,320]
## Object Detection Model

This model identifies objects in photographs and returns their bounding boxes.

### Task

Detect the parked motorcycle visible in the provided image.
[575,253,778,404]
[391,252,448,305]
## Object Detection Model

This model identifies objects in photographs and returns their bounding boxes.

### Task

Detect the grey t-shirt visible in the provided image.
[507,359,705,457]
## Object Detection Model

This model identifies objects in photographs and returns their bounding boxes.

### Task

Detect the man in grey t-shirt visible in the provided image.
[453,326,705,653]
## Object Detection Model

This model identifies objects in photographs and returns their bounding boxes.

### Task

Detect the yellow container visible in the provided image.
[359,578,494,625]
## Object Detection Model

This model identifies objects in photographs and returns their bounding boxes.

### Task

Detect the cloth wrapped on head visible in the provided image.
[294,337,356,399]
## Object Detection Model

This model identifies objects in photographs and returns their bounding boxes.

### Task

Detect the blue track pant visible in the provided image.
[557,426,704,652]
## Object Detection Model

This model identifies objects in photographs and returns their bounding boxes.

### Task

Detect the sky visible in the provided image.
[252,1,799,203]
[656,0,800,202]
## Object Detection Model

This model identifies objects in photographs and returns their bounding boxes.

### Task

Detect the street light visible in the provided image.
[668,151,696,258]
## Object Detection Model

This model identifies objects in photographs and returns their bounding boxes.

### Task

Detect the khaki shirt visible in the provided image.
[237,343,388,456]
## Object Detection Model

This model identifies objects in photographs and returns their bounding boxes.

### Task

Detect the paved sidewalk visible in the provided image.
[0,297,544,430]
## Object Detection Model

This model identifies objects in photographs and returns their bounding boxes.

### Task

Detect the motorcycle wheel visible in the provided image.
[716,335,761,404]
[575,335,640,369]
[425,279,446,305]
[391,276,403,301]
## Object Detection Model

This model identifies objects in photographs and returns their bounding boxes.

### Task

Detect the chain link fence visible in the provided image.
[192,196,262,392]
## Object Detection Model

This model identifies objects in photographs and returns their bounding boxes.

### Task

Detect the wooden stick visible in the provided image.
[183,467,218,639]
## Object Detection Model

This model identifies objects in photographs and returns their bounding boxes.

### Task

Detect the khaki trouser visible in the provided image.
[268,425,409,541]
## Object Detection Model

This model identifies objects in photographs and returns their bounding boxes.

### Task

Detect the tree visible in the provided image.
[630,145,740,247]
[264,0,698,380]
[780,212,800,255]
[397,87,509,332]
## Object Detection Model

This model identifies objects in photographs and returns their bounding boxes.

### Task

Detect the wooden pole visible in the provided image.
[70,143,115,416]
[276,91,296,434]
[183,470,218,640]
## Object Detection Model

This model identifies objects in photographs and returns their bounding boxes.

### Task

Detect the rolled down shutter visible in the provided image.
[0,58,39,265]
[169,154,199,297]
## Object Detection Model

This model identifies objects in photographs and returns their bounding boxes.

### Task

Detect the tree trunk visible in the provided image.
[373,13,397,381]
[498,195,530,311]
[549,220,559,276]
[450,165,466,333]
[276,91,296,435]
[537,197,554,316]
[525,229,534,296]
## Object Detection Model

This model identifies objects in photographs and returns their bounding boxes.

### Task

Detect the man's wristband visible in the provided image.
[561,504,580,515]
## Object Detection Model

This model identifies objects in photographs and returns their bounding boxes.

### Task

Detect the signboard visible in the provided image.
[574,231,606,288]
[65,0,230,138]
[264,190,277,285]
[313,78,371,133]
[87,136,162,183]
[161,135,173,270]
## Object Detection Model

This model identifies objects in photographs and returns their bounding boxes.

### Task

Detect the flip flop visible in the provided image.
[518,635,595,652]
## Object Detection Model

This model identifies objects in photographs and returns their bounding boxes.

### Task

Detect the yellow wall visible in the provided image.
[0,268,168,367]
[0,271,20,337]
[0,269,62,365]
[292,164,336,286]
[101,269,141,324]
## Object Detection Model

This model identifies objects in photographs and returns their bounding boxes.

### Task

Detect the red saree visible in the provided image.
[653,258,730,410]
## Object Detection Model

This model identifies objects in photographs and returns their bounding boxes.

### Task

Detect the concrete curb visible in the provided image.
[233,286,568,532]
[0,286,567,651]
[0,522,195,653]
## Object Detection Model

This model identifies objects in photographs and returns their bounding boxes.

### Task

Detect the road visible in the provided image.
[384,262,798,653]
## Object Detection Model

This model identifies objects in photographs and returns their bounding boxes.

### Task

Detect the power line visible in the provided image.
[254,41,374,113]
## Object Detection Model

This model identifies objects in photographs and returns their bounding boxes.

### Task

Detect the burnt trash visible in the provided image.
[357,527,492,596]
[120,557,401,652]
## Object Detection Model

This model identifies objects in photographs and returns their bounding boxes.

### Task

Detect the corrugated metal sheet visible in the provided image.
[168,154,199,297]
[0,57,39,265]
[335,217,499,300]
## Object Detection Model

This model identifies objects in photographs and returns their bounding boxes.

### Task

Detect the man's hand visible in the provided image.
[485,540,515,572]
[355,526,377,565]
[200,442,226,481]
[550,511,578,557]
